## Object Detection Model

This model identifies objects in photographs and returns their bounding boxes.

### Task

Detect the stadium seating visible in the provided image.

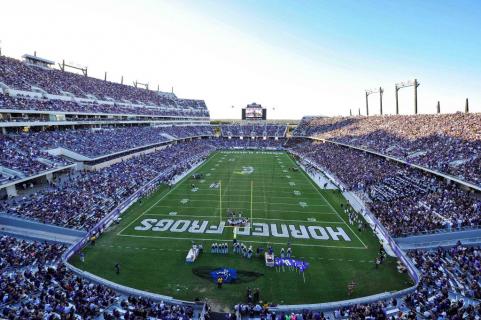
[0,57,209,118]
[0,133,71,177]
[293,114,481,187]
[290,140,481,237]
[221,124,287,137]
[0,140,216,229]
[8,125,212,158]
[409,245,481,300]
[0,125,214,188]
[0,235,65,271]
[212,138,285,149]
[0,93,209,119]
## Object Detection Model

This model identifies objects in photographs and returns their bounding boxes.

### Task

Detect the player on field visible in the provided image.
[114,263,120,275]
[347,280,357,296]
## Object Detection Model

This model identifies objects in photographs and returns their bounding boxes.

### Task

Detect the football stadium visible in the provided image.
[1,1,481,319]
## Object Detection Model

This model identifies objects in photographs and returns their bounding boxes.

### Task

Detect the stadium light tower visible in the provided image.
[365,87,383,116]
[395,79,420,114]
[133,80,149,90]
[59,59,88,76]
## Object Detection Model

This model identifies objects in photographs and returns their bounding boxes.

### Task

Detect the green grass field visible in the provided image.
[71,150,412,311]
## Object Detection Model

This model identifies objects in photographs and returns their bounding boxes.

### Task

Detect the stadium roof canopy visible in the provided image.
[22,54,55,66]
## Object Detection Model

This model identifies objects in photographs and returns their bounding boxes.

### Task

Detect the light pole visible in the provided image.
[365,87,383,116]
[395,79,420,114]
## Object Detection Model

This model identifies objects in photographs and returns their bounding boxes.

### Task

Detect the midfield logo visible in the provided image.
[241,166,254,175]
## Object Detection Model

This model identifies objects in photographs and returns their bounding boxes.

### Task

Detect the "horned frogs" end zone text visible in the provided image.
[134,219,351,241]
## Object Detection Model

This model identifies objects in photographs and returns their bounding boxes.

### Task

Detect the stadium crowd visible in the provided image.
[0,133,71,177]
[290,140,481,236]
[212,138,285,150]
[9,125,213,158]
[409,244,481,300]
[294,114,481,187]
[221,124,287,137]
[0,125,213,186]
[0,140,216,229]
[0,236,65,272]
[103,297,194,320]
[0,56,209,117]
[0,93,209,118]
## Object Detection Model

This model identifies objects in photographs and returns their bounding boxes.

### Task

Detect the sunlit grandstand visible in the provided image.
[1,2,481,320]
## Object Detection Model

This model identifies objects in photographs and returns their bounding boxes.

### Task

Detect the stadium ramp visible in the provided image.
[0,214,86,244]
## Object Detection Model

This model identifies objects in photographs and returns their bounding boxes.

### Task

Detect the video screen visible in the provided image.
[245,108,263,119]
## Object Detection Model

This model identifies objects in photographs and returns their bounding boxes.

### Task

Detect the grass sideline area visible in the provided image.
[71,150,412,311]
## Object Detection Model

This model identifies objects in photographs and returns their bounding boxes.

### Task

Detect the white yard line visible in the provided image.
[142,214,219,218]
[151,206,338,215]
[117,233,367,249]
[165,190,323,195]
[139,214,345,224]
[252,217,346,224]
[155,198,329,207]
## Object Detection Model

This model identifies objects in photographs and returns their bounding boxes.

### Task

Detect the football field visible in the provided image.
[71,150,411,310]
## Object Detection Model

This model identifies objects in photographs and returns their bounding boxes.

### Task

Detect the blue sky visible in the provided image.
[1,0,480,118]
[193,0,481,77]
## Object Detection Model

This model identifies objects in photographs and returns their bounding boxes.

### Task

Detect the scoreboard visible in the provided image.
[242,102,266,120]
